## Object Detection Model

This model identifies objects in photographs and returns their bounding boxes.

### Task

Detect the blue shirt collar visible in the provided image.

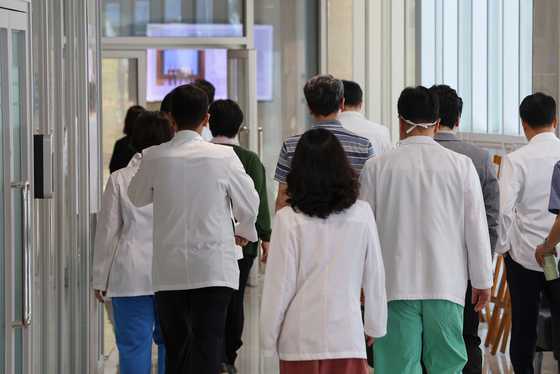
[312,119,343,128]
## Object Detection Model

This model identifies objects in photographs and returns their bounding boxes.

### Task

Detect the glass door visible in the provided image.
[101,50,146,186]
[226,49,261,287]
[0,6,32,374]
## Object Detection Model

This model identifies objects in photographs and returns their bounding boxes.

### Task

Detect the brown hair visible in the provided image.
[286,128,359,219]
[130,111,174,153]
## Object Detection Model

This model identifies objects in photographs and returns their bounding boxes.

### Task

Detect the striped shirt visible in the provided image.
[274,120,374,184]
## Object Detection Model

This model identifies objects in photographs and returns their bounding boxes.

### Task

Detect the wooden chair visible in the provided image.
[493,155,503,179]
[484,254,512,355]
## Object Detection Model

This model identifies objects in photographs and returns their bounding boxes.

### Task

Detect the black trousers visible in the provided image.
[505,255,560,374]
[155,287,233,374]
[222,254,254,365]
[463,281,482,374]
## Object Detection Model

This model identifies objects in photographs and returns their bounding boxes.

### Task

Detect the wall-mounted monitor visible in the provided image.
[146,24,273,102]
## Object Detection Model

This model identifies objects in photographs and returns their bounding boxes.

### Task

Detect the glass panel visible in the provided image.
[457,0,472,133]
[102,0,244,37]
[0,28,5,371]
[519,0,533,136]
[101,58,137,187]
[253,0,318,225]
[487,0,502,134]
[11,29,23,374]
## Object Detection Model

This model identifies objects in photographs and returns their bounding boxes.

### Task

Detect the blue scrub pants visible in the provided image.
[112,295,166,374]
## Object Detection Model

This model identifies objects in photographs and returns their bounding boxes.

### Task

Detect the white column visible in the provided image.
[365,0,382,124]
[442,0,458,90]
[502,0,520,135]
[390,0,406,143]
[420,0,436,86]
[471,0,488,133]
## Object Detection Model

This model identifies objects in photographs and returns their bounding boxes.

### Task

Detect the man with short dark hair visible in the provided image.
[208,99,272,374]
[340,80,392,156]
[430,84,499,374]
[496,92,560,374]
[128,85,260,374]
[359,86,493,374]
[193,79,216,141]
[274,74,373,212]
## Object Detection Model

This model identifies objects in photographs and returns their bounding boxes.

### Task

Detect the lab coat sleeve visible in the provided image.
[483,155,500,252]
[362,207,388,338]
[227,151,259,242]
[127,154,153,208]
[259,212,298,356]
[358,159,377,214]
[496,155,520,254]
[92,175,123,291]
[464,162,494,290]
[382,128,392,154]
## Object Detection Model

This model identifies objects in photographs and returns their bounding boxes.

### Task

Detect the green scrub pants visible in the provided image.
[373,299,467,374]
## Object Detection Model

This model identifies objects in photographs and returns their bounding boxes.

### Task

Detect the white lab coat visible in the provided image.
[92,154,154,297]
[339,111,392,157]
[259,201,387,361]
[496,132,560,272]
[128,130,259,292]
[359,136,493,306]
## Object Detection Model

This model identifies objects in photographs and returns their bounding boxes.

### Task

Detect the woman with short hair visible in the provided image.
[109,105,146,173]
[93,111,174,374]
[259,128,387,374]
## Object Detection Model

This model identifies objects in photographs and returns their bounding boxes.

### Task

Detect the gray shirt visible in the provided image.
[549,160,560,215]
[434,131,500,251]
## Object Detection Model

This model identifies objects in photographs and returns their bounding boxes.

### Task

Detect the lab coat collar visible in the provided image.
[127,153,143,167]
[210,136,238,145]
[398,135,439,147]
[173,129,205,141]
[434,131,459,142]
[529,132,557,144]
[340,111,364,119]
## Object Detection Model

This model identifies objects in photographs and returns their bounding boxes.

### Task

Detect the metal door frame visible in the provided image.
[102,50,148,108]
[0,2,33,374]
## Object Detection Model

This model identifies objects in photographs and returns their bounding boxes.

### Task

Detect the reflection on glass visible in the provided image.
[101,58,136,187]
[254,0,319,219]
[102,0,244,37]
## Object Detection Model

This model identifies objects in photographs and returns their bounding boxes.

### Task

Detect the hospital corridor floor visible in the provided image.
[102,279,559,374]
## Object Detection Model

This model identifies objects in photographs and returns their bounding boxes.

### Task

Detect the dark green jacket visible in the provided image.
[219,143,272,257]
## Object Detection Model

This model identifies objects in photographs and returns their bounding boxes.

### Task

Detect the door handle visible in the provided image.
[257,127,263,159]
[11,181,31,329]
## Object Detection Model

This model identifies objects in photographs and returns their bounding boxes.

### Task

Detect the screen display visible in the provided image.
[146,24,273,102]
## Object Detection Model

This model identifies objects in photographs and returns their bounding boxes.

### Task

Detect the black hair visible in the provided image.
[342,80,363,107]
[429,85,463,129]
[208,99,244,138]
[303,75,344,117]
[169,84,209,130]
[193,79,216,104]
[519,92,557,129]
[123,105,146,136]
[286,128,359,219]
[160,91,173,113]
[130,111,174,153]
[397,86,440,124]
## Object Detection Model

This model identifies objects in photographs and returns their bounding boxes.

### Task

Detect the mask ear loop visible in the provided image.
[401,117,438,133]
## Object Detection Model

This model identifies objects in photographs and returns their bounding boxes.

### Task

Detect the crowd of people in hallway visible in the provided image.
[92,74,560,374]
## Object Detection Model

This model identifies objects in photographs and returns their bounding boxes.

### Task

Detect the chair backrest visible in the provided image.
[493,155,503,179]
